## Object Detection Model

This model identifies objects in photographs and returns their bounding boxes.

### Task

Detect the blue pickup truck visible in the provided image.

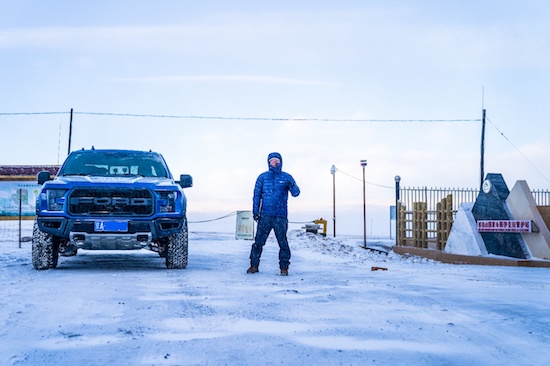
[32,148,193,270]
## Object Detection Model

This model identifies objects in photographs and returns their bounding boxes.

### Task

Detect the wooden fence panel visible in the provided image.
[397,202,407,246]
[413,202,428,248]
[397,188,478,250]
[436,194,453,250]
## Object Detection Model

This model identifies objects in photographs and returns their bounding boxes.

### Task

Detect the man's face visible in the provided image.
[269,157,281,168]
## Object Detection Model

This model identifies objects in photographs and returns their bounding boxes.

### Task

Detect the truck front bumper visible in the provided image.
[37,216,184,243]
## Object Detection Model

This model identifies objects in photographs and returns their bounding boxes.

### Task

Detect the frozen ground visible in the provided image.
[0,221,549,365]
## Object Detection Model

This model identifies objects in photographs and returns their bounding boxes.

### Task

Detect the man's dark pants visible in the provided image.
[249,215,290,269]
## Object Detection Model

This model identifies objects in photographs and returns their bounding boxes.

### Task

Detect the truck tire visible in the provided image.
[32,221,59,270]
[165,217,188,269]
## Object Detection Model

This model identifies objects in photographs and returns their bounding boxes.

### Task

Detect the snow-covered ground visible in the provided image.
[1,222,549,365]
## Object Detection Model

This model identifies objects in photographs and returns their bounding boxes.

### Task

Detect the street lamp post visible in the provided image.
[360,160,367,248]
[330,165,337,237]
[395,175,401,246]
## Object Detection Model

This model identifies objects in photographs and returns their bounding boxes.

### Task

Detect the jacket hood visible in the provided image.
[267,152,282,173]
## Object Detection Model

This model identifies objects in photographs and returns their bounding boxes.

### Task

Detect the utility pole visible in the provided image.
[480,109,486,187]
[67,108,73,156]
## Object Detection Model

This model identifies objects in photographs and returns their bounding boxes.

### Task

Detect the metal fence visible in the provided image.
[399,187,479,213]
[397,186,550,249]
[532,189,550,206]
[397,187,479,249]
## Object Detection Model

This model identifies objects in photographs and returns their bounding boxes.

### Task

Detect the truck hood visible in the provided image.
[45,175,178,189]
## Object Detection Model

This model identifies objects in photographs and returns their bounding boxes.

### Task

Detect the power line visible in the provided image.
[74,112,481,123]
[486,118,550,185]
[334,167,393,189]
[0,112,69,116]
[0,110,481,123]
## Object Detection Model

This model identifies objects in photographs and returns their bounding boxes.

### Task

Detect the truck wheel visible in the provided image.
[32,221,59,270]
[165,217,188,269]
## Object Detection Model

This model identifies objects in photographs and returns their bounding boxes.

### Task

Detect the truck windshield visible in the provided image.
[60,151,169,178]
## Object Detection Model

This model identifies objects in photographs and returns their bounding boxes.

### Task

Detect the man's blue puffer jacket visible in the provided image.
[253,152,300,218]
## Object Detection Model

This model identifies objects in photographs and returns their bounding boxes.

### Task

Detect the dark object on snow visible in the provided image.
[371,266,388,271]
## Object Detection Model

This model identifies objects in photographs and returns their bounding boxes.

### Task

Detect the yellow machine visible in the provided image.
[303,218,327,236]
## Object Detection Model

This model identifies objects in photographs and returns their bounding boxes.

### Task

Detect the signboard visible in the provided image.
[477,220,535,233]
[235,210,254,240]
[0,181,42,217]
[389,205,396,220]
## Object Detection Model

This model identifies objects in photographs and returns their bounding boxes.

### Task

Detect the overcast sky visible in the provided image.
[1,1,549,235]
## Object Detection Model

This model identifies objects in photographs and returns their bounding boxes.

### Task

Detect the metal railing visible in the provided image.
[399,187,479,212]
[397,186,550,250]
[532,189,550,206]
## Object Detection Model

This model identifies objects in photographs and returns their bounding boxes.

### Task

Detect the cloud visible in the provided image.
[2,8,548,72]
[109,75,338,86]
[0,25,182,49]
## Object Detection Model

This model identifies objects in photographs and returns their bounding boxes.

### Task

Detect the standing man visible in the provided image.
[247,152,300,276]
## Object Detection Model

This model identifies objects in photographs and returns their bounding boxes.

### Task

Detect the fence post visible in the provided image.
[444,194,453,249]
[436,200,443,250]
[395,176,401,246]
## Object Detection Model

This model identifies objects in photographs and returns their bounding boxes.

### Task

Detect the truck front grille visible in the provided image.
[68,188,154,216]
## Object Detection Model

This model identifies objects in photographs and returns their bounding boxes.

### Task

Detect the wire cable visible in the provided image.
[334,167,394,189]
[289,220,315,224]
[188,210,314,225]
[188,211,238,224]
[0,110,481,123]
[73,112,481,123]
[487,118,550,185]
[0,112,69,116]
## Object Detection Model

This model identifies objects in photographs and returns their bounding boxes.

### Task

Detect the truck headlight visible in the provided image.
[157,190,178,213]
[44,189,67,211]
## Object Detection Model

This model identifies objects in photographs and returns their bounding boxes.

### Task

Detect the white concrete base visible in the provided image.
[445,202,488,256]
[507,180,550,260]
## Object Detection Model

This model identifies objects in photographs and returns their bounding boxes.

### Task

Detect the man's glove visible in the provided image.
[253,214,260,222]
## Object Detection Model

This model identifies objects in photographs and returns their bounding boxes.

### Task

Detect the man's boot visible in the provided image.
[280,268,288,276]
[247,266,259,274]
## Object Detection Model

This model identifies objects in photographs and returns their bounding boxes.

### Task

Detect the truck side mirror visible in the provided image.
[37,171,52,185]
[178,174,193,188]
